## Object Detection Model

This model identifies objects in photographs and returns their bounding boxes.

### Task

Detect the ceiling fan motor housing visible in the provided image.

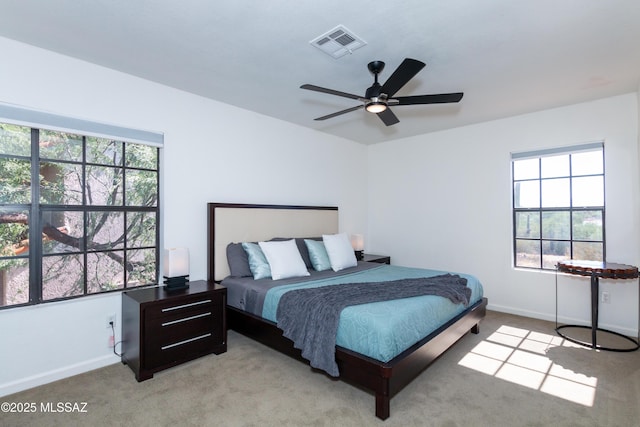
[365,82,382,99]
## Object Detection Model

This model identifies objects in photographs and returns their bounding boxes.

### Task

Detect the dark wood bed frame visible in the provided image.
[207,202,488,420]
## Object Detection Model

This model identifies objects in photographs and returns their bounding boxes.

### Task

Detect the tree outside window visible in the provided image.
[0,123,159,308]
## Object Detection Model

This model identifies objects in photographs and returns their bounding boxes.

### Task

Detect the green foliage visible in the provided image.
[127,249,157,286]
[0,158,31,204]
[125,144,157,169]
[516,209,604,264]
[0,221,27,254]
[0,123,31,155]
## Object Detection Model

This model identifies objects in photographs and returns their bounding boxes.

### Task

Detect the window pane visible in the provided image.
[0,258,29,307]
[128,212,156,248]
[42,211,84,254]
[513,158,539,180]
[87,251,124,293]
[42,254,84,300]
[573,211,603,241]
[542,211,570,239]
[542,240,570,269]
[572,150,603,176]
[541,154,569,178]
[0,209,29,256]
[39,130,83,162]
[40,161,83,205]
[86,165,123,206]
[572,176,604,207]
[573,241,603,262]
[541,178,570,207]
[515,212,539,238]
[514,181,539,208]
[126,170,158,207]
[0,158,31,204]
[515,239,540,268]
[87,138,123,166]
[127,248,156,286]
[0,124,31,156]
[126,144,157,169]
[87,211,124,251]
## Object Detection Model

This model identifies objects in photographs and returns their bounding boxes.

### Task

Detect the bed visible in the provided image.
[207,202,488,420]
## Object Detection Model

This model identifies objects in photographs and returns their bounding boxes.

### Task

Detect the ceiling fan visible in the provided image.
[300,58,463,126]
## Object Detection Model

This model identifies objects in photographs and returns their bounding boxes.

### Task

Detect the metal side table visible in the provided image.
[555,260,639,352]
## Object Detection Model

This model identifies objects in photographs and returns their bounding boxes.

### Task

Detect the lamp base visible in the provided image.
[354,250,363,261]
[163,275,189,291]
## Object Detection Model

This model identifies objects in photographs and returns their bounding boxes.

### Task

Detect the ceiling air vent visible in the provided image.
[310,25,367,59]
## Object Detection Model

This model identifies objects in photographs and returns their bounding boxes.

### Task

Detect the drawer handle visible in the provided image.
[161,333,212,350]
[161,299,212,312]
[162,312,212,327]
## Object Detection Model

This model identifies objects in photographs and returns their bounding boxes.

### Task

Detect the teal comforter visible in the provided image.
[262,265,484,363]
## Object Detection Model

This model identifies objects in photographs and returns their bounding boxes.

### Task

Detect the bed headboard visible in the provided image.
[207,203,339,282]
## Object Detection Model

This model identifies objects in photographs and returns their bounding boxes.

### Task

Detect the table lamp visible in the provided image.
[351,234,364,260]
[163,247,190,290]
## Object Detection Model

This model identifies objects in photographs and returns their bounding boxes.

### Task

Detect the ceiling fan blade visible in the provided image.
[394,93,464,105]
[301,84,363,101]
[314,105,364,121]
[376,108,400,126]
[380,58,426,98]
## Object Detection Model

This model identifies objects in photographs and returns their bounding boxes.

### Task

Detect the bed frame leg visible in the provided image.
[376,393,390,420]
[471,323,480,334]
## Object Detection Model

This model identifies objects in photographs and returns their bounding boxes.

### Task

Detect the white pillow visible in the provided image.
[322,233,358,272]
[258,239,310,280]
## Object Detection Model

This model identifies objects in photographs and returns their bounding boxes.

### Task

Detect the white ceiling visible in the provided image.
[1,1,639,145]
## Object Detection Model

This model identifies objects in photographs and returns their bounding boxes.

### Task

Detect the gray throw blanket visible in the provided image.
[276,274,471,377]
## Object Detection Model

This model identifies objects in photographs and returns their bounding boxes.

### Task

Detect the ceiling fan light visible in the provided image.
[365,101,387,113]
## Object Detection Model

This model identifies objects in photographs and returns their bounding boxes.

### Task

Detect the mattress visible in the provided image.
[222,263,484,363]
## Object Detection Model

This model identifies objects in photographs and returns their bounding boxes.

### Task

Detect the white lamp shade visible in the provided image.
[163,247,190,277]
[350,234,364,251]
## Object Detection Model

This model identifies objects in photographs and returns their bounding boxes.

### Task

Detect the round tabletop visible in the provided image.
[556,260,639,279]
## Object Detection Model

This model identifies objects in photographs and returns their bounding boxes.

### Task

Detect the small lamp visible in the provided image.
[163,247,190,291]
[351,234,364,261]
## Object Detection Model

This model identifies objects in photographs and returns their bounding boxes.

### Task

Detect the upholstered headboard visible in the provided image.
[207,203,339,281]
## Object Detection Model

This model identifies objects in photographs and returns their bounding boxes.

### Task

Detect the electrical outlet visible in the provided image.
[106,314,116,348]
[106,314,116,329]
[601,291,610,304]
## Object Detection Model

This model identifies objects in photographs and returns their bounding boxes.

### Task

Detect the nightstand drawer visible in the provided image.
[145,293,222,320]
[146,331,219,368]
[146,309,220,346]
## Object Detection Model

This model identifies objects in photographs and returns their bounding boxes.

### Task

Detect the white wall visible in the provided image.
[368,93,640,335]
[0,37,367,396]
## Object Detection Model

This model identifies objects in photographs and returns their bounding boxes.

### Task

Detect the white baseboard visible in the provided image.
[0,354,120,398]
[487,303,638,338]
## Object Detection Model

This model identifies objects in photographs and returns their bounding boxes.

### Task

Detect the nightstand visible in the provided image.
[361,254,391,264]
[121,280,227,381]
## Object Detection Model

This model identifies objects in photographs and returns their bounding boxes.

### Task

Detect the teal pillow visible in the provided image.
[241,242,271,279]
[304,239,331,271]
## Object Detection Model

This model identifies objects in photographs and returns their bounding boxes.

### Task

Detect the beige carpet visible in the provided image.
[3,310,639,427]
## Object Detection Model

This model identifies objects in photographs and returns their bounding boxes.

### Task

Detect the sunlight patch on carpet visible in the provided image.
[458,325,597,406]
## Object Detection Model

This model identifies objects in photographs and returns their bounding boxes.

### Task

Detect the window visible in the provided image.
[512,143,604,270]
[0,122,159,308]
